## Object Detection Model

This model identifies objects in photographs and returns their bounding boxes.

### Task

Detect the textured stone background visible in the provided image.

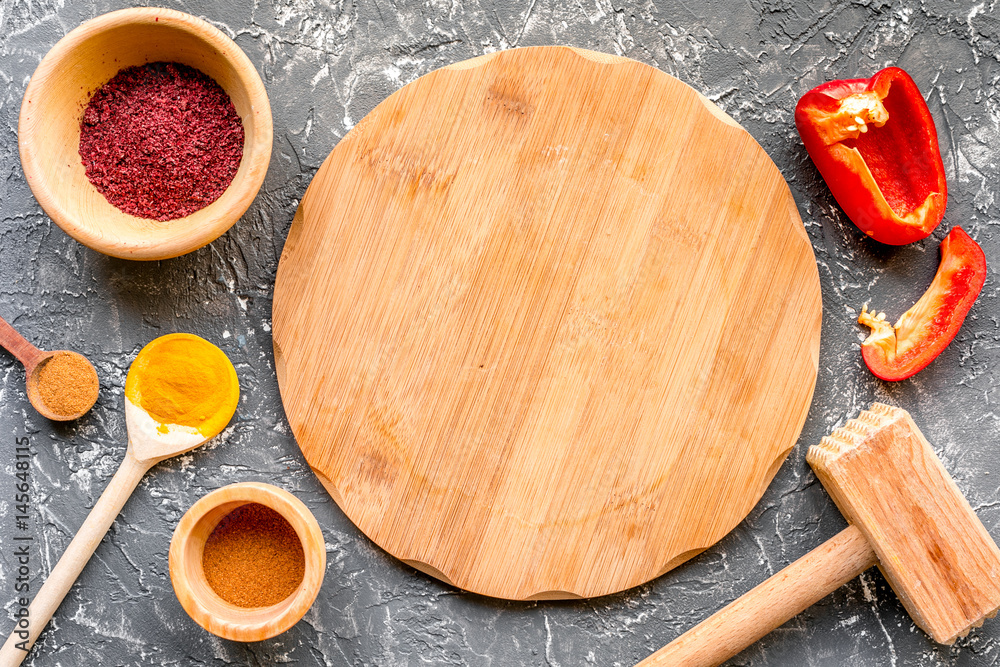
[1,0,999,665]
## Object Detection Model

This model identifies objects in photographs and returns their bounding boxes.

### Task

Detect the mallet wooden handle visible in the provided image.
[0,451,151,667]
[638,525,877,667]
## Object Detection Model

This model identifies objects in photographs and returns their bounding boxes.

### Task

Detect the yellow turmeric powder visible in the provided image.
[125,333,239,436]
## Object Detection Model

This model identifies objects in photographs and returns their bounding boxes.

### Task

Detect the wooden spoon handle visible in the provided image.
[0,316,44,369]
[636,525,877,667]
[0,450,151,667]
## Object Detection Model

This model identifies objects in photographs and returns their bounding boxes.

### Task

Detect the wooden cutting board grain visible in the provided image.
[272,46,822,600]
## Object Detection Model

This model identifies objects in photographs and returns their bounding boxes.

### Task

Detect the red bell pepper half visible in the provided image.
[796,67,947,245]
[858,227,986,381]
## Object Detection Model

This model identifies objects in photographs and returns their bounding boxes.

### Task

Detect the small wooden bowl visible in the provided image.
[169,482,326,642]
[18,7,273,260]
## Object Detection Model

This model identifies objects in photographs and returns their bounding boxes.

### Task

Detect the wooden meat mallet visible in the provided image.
[638,402,1000,666]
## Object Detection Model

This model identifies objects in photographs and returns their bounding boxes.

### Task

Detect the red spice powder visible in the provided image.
[202,503,305,608]
[79,62,244,221]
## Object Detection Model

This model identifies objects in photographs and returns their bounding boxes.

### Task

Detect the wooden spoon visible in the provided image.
[0,315,98,421]
[0,334,239,666]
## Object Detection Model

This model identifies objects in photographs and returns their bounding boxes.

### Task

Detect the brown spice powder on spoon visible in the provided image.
[202,503,305,608]
[36,352,99,418]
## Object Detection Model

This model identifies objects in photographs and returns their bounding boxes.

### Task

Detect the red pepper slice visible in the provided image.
[795,67,947,245]
[858,227,986,381]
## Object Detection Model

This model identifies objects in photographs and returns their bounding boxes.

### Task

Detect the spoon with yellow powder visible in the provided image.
[0,333,239,666]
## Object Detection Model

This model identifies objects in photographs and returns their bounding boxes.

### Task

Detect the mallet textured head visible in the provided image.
[807,403,1000,644]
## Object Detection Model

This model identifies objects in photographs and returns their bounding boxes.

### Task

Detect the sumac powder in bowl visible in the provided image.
[18,7,273,260]
[79,62,244,221]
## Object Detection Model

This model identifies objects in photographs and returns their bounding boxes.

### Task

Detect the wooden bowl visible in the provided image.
[168,482,326,642]
[18,7,273,260]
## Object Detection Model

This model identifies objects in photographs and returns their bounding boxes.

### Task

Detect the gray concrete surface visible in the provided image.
[2,1,999,665]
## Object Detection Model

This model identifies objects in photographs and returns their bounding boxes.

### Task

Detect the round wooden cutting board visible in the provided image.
[273,46,821,600]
